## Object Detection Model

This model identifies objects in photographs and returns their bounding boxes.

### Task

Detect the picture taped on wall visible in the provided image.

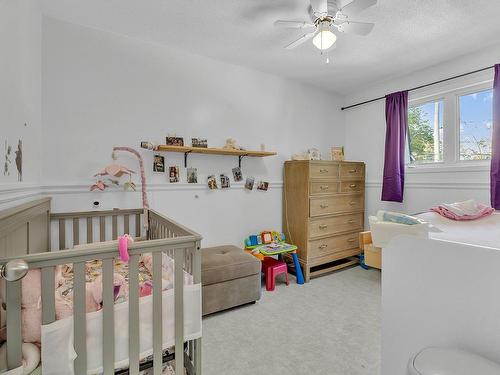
[153,155,165,172]
[245,177,254,191]
[257,181,269,191]
[187,167,197,183]
[208,175,218,190]
[232,167,243,182]
[220,174,230,189]
[169,166,179,183]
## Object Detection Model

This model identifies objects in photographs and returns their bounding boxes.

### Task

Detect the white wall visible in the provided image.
[344,45,500,219]
[0,0,42,208]
[41,17,345,247]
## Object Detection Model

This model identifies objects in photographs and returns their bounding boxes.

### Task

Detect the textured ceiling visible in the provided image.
[41,0,500,95]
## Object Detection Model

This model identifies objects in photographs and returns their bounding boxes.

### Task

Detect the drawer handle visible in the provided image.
[349,169,357,173]
[320,185,329,190]
[347,238,356,243]
[319,244,328,249]
[319,224,328,229]
[320,204,329,209]
[349,184,357,188]
[347,219,355,224]
[349,201,357,205]
[320,169,329,173]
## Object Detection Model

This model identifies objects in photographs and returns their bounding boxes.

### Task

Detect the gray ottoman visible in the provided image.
[202,245,261,315]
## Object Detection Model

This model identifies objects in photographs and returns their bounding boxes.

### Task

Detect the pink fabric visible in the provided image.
[430,204,494,221]
[118,234,133,262]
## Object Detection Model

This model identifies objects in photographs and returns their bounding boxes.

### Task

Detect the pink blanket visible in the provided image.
[430,204,494,221]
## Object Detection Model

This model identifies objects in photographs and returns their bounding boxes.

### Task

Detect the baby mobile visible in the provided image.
[90,146,150,231]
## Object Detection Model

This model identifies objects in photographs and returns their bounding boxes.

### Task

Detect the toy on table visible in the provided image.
[244,231,304,285]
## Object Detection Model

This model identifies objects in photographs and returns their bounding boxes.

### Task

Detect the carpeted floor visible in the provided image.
[202,266,381,375]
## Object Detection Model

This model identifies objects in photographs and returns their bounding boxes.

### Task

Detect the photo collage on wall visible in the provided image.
[149,137,269,192]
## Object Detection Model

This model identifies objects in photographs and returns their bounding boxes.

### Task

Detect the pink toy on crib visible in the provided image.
[118,234,134,262]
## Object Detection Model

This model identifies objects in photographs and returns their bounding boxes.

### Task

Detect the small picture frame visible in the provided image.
[244,177,255,191]
[187,168,197,183]
[207,175,218,190]
[191,138,208,148]
[153,155,165,172]
[220,174,230,189]
[261,231,272,244]
[169,166,179,183]
[257,181,269,191]
[166,137,184,147]
[232,167,243,182]
[331,146,345,161]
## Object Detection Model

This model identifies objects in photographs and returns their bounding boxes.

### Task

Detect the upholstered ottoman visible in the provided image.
[202,245,261,315]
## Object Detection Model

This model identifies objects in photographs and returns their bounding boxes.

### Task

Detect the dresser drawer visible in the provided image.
[340,163,365,179]
[310,164,339,179]
[310,181,339,195]
[308,232,360,259]
[310,195,364,217]
[309,213,364,238]
[339,181,364,193]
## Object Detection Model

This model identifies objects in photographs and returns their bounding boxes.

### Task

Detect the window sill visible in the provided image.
[405,163,490,174]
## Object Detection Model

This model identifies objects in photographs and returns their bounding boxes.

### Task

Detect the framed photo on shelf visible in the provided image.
[166,137,184,147]
[191,138,208,148]
[331,146,345,161]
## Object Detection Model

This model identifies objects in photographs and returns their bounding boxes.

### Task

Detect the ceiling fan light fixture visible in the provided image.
[312,21,336,50]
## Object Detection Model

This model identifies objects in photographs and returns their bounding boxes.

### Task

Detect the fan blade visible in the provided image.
[284,32,316,49]
[338,21,374,35]
[340,0,377,16]
[327,0,340,14]
[310,0,328,14]
[274,20,315,29]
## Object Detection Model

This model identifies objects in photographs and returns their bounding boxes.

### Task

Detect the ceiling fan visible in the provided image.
[274,0,377,53]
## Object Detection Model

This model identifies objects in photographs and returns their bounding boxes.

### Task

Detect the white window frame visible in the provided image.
[406,76,493,173]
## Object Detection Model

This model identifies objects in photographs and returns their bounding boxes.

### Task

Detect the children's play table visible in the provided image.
[246,242,304,285]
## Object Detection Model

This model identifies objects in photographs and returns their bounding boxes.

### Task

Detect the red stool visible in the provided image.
[262,257,289,291]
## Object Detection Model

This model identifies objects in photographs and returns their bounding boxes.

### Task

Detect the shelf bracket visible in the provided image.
[238,154,248,168]
[184,151,192,168]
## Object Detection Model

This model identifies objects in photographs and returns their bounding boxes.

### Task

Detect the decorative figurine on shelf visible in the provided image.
[222,138,244,151]
[307,148,321,160]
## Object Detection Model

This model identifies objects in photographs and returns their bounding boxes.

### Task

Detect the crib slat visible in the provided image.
[124,214,130,234]
[73,218,80,246]
[73,262,87,375]
[59,218,66,249]
[112,215,118,240]
[100,216,106,242]
[41,266,56,324]
[128,254,140,375]
[174,249,184,375]
[135,214,141,237]
[102,258,115,375]
[5,280,22,370]
[87,217,93,243]
[192,242,202,374]
[153,252,163,375]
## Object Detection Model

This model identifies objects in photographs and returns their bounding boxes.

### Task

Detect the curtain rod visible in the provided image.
[341,65,495,111]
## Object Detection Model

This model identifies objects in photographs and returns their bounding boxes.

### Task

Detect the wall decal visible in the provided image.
[15,139,22,181]
[3,141,11,176]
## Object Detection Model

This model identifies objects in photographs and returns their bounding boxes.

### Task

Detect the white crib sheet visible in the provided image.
[416,211,500,249]
[41,284,202,375]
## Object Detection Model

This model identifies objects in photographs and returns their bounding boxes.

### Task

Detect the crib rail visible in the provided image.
[1,208,202,375]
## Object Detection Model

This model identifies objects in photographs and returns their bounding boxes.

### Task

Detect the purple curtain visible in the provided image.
[491,64,500,209]
[381,91,408,202]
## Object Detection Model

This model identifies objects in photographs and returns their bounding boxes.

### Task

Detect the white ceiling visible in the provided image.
[41,0,500,95]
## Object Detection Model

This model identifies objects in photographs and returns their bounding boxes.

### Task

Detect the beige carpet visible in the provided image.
[202,266,381,375]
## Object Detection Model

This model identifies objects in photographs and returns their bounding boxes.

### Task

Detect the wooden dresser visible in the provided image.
[283,160,365,282]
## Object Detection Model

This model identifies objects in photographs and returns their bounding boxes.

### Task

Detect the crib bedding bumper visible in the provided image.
[41,284,202,375]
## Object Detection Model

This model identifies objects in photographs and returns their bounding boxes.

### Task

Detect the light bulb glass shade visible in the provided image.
[312,29,337,50]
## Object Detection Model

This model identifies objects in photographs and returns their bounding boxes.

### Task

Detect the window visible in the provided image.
[408,100,443,164]
[459,89,493,161]
[406,81,493,169]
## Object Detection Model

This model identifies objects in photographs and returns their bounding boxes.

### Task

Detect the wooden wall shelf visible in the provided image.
[155,145,277,167]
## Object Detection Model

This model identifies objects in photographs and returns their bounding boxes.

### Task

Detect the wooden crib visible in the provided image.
[0,197,202,375]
